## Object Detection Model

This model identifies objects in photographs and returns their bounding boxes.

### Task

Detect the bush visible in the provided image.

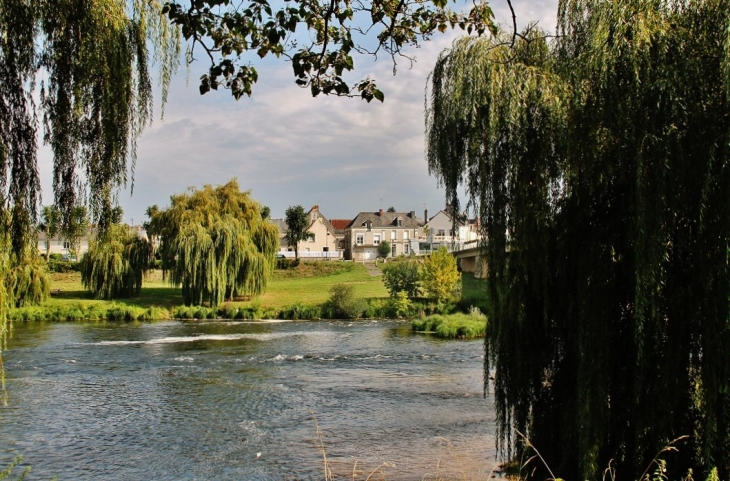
[420,247,460,303]
[381,258,420,297]
[323,283,366,319]
[278,302,321,320]
[377,240,391,259]
[411,307,487,339]
[276,257,299,270]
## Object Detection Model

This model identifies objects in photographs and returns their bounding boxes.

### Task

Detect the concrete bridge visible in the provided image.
[452,246,487,278]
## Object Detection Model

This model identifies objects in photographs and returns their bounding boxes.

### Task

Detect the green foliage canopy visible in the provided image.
[162,0,497,102]
[377,240,391,259]
[284,205,313,260]
[381,258,420,297]
[62,205,90,259]
[81,223,152,299]
[153,180,278,307]
[420,247,459,302]
[426,1,730,478]
[39,205,61,260]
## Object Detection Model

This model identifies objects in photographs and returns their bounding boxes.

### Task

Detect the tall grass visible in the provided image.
[412,307,487,339]
[9,304,170,322]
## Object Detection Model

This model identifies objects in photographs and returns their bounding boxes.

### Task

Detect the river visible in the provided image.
[1,319,497,480]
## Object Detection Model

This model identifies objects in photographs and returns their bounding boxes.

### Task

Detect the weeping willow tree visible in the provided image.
[81,224,152,299]
[151,180,279,308]
[0,0,179,367]
[427,1,730,479]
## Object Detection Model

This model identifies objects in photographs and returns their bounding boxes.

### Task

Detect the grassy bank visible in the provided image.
[11,261,489,322]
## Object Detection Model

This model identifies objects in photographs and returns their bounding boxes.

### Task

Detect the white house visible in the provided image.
[421,209,479,252]
[344,209,424,260]
[272,205,341,259]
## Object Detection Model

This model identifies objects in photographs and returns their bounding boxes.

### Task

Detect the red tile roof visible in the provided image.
[329,219,352,230]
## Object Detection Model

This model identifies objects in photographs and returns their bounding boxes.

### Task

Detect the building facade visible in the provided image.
[344,209,424,260]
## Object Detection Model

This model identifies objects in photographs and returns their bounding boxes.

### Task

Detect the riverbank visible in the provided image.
[10,261,489,322]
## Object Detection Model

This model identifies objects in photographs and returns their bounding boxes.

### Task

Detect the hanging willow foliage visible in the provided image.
[427,1,730,479]
[152,179,278,308]
[0,0,179,396]
[81,224,152,299]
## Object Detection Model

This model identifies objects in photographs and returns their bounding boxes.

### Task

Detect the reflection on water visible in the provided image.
[1,320,496,480]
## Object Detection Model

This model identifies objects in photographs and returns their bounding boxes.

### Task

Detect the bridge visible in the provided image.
[452,246,487,278]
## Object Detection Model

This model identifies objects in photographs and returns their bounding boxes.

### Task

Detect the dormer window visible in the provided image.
[397,217,402,227]
[363,220,372,231]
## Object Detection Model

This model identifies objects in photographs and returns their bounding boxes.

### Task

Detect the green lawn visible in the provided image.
[41,262,484,316]
[46,262,387,311]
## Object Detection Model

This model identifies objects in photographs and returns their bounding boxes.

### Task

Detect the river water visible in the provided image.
[1,319,497,480]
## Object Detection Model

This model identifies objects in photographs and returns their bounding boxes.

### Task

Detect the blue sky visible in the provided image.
[37,0,557,225]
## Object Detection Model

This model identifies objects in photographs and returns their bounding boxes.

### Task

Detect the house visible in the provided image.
[329,219,352,252]
[37,231,91,258]
[421,208,479,252]
[272,205,341,259]
[344,209,424,260]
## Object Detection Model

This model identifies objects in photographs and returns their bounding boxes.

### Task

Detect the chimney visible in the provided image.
[409,210,416,219]
[424,209,428,222]
[379,208,383,217]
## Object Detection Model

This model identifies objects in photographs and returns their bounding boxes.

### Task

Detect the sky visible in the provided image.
[37,0,558,225]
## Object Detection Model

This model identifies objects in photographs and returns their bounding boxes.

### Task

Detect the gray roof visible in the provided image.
[271,219,288,237]
[347,211,424,229]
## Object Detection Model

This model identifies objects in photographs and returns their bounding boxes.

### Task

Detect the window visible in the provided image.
[309,234,316,242]
[404,244,410,254]
[63,241,70,249]
[373,234,381,245]
[356,234,364,246]
[397,217,402,227]
[438,229,446,237]
[403,230,409,240]
[391,230,396,240]
[391,244,397,257]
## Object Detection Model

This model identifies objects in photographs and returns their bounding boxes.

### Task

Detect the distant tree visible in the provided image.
[154,180,278,307]
[38,206,61,260]
[261,206,271,220]
[420,247,460,302]
[377,240,391,259]
[381,259,420,298]
[284,205,313,260]
[387,206,396,213]
[81,223,153,299]
[62,206,90,259]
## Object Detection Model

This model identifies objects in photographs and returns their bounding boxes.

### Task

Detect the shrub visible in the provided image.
[411,308,487,339]
[420,247,460,303]
[278,302,321,320]
[324,283,366,319]
[381,258,420,297]
[390,291,412,317]
[377,240,391,259]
